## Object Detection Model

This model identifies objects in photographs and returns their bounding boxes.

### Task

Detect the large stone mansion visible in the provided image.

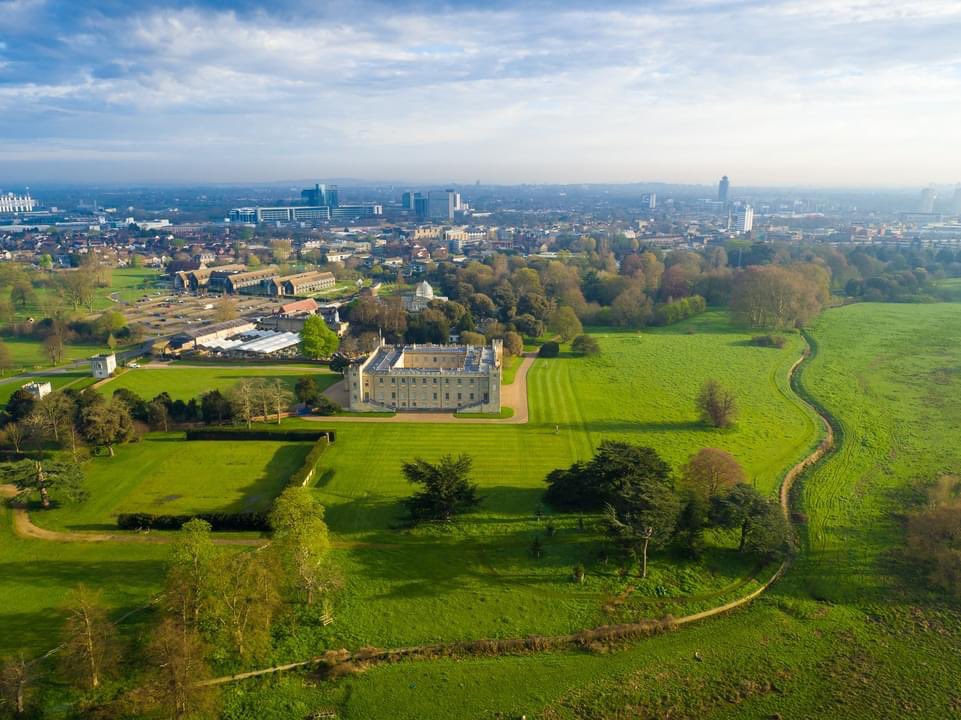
[345,340,502,413]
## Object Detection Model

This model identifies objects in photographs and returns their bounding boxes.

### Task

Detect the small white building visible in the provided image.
[22,381,52,399]
[91,353,117,379]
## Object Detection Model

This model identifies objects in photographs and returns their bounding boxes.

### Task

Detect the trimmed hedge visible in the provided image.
[290,436,331,487]
[117,511,270,532]
[185,428,336,442]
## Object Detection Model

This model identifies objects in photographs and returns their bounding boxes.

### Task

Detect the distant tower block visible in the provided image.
[718,176,730,204]
[919,187,936,213]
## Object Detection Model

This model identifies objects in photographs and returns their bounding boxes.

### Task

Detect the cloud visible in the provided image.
[0,0,960,184]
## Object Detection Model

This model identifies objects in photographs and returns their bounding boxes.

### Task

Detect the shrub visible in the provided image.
[571,335,600,356]
[538,341,560,358]
[751,334,787,348]
[312,396,341,416]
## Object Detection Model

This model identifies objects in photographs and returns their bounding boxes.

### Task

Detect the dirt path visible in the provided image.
[0,486,395,549]
[316,353,535,425]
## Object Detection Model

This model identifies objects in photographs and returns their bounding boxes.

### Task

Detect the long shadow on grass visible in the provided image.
[552,420,704,433]
[345,526,602,601]
[323,486,549,535]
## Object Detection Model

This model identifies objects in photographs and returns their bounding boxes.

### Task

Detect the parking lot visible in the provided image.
[118,286,290,339]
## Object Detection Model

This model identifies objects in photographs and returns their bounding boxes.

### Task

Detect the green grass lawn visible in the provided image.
[2,336,109,372]
[5,312,820,662]
[35,434,314,532]
[0,371,97,405]
[266,311,821,651]
[501,354,523,384]
[10,267,164,322]
[278,302,961,720]
[97,366,338,401]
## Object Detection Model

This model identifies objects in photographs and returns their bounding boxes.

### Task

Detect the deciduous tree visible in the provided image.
[269,488,334,605]
[681,448,746,502]
[696,379,737,429]
[300,315,339,359]
[59,584,119,690]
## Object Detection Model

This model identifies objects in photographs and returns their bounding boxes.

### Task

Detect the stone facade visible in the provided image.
[345,340,502,413]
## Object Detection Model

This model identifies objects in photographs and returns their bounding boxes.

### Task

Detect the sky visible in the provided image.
[1,0,960,186]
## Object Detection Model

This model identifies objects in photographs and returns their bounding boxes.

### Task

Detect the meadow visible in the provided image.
[10,266,163,323]
[0,311,821,664]
[35,434,314,532]
[96,365,338,401]
[0,370,97,405]
[281,302,961,720]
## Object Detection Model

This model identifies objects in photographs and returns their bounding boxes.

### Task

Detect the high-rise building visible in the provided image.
[919,187,936,213]
[718,176,730,204]
[952,185,961,215]
[641,193,656,210]
[402,191,418,210]
[428,189,456,220]
[735,205,754,234]
[300,183,339,208]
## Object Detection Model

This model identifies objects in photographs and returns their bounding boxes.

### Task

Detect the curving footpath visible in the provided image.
[1,340,837,687]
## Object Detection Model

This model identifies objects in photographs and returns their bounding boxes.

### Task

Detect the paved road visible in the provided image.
[317,353,535,425]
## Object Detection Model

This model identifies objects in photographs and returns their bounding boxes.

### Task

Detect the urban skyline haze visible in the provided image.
[1,0,960,186]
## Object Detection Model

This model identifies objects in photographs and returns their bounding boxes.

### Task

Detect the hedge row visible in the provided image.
[117,511,270,531]
[290,436,330,488]
[185,428,336,442]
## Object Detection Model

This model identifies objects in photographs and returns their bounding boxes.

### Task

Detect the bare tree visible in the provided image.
[29,392,75,443]
[143,619,217,720]
[0,653,31,716]
[1,422,27,454]
[267,378,293,424]
[696,379,737,429]
[59,584,119,690]
[230,379,257,428]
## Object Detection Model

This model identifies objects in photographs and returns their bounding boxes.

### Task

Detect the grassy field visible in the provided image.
[10,267,164,323]
[2,336,109,372]
[0,371,97,405]
[35,434,314,532]
[97,366,338,401]
[276,302,961,720]
[0,312,821,665]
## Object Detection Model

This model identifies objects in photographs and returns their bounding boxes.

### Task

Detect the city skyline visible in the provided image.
[2,0,961,186]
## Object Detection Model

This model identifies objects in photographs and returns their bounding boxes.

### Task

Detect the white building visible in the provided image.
[920,188,937,213]
[403,280,448,313]
[91,353,118,379]
[0,193,36,214]
[22,381,52,399]
[735,206,754,234]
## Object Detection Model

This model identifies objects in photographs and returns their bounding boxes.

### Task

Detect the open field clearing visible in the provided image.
[34,435,314,532]
[0,312,821,663]
[0,370,96,405]
[285,302,961,720]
